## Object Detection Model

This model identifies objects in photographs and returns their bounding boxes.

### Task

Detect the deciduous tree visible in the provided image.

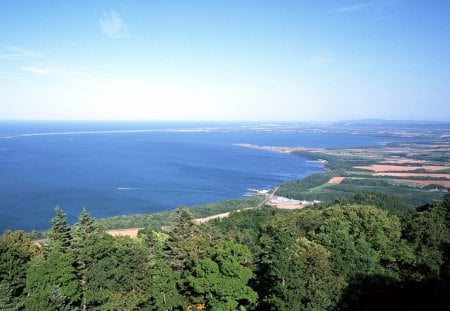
[25,249,80,310]
[0,230,39,306]
[187,241,257,310]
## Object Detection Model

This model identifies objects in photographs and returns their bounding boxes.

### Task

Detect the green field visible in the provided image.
[277,147,447,208]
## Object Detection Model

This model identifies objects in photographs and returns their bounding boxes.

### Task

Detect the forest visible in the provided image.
[1,192,450,310]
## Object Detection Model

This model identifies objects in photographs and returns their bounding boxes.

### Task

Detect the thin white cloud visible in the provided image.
[337,1,398,13]
[99,11,126,38]
[21,66,57,76]
[337,3,371,13]
[0,46,44,60]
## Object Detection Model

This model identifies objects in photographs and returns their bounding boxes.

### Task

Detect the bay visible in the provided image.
[0,121,405,231]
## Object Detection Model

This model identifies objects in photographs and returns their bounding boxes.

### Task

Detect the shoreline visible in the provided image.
[233,143,325,154]
[21,138,450,235]
[234,143,329,169]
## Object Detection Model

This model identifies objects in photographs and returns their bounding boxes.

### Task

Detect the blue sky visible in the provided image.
[0,1,449,121]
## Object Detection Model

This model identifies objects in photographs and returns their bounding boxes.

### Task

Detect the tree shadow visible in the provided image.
[337,274,450,311]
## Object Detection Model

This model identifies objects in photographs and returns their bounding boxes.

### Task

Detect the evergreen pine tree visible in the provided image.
[167,206,201,271]
[0,282,15,311]
[170,205,199,242]
[73,208,96,243]
[72,208,98,311]
[49,207,72,253]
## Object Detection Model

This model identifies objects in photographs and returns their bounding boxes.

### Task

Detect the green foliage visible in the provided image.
[0,230,39,307]
[28,229,48,240]
[342,178,393,187]
[187,241,257,310]
[147,259,185,310]
[278,171,445,207]
[96,196,265,230]
[71,208,100,311]
[138,228,169,259]
[171,206,199,242]
[275,149,447,207]
[25,249,80,310]
[49,207,72,252]
[2,194,450,310]
[189,195,266,218]
[400,200,450,280]
[212,208,282,252]
[166,206,208,272]
[444,193,450,216]
[81,234,150,309]
[267,237,344,311]
[407,152,450,162]
[258,214,344,311]
[0,282,16,311]
[269,209,324,240]
[98,210,179,231]
[72,208,98,243]
[291,150,376,170]
[164,207,259,309]
[335,191,411,215]
[277,172,337,197]
[312,204,411,280]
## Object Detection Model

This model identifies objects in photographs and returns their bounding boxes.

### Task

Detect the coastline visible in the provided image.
[233,143,324,154]
[233,141,448,211]
[26,137,449,237]
[234,143,329,168]
[97,146,332,233]
[2,126,330,232]
[8,128,448,234]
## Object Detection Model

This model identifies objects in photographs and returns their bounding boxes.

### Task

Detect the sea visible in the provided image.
[0,121,421,231]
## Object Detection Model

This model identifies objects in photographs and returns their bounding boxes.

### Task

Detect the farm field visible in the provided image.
[275,139,449,206]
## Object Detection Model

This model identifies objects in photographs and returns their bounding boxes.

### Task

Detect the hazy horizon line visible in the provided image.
[0,118,449,123]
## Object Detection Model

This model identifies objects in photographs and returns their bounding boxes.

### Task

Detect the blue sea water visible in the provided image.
[0,121,411,231]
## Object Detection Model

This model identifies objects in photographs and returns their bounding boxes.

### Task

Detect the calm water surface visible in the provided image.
[0,122,407,231]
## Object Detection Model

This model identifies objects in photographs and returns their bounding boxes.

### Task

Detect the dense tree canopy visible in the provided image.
[312,204,411,280]
[25,249,80,310]
[1,193,450,310]
[0,230,39,310]
[263,236,343,311]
